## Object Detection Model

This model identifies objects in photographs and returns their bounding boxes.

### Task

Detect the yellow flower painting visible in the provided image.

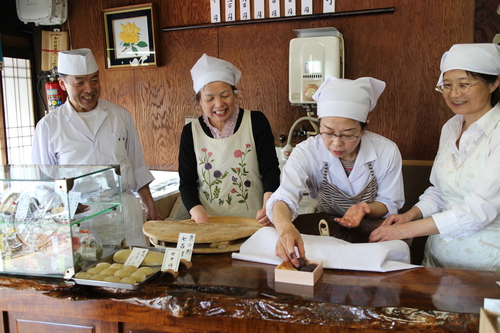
[118,21,148,56]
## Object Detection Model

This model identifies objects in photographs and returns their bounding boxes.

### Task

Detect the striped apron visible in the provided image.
[316,161,378,216]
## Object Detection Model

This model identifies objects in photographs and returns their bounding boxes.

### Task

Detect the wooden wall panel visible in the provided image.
[63,0,478,171]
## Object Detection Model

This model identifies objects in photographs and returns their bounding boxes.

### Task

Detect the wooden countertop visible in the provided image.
[0,252,499,333]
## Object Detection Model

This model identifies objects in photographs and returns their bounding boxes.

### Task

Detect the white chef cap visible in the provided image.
[58,48,98,75]
[312,77,386,122]
[190,54,242,93]
[437,43,500,85]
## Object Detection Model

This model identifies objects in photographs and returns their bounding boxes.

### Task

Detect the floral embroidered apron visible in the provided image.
[192,110,263,218]
[316,161,378,216]
[423,132,500,270]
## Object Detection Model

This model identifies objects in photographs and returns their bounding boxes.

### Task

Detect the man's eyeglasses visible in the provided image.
[319,132,359,142]
[435,82,480,94]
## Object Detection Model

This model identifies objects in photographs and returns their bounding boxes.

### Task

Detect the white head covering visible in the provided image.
[312,77,386,122]
[58,48,98,75]
[437,43,500,85]
[190,54,242,93]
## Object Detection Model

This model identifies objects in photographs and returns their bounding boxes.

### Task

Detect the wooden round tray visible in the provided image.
[143,216,261,253]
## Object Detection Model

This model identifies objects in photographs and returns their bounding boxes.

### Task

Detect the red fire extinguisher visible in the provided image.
[45,75,66,112]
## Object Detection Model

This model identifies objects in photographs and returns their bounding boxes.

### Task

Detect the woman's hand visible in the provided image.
[275,224,305,268]
[256,191,273,226]
[334,202,371,228]
[255,208,271,226]
[382,213,412,226]
[369,224,408,242]
[370,216,439,242]
[189,205,211,223]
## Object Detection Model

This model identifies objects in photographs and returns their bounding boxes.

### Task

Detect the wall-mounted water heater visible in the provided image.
[289,27,344,107]
[16,0,67,26]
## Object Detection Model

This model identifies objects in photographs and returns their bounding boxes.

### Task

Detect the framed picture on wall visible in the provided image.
[103,3,159,69]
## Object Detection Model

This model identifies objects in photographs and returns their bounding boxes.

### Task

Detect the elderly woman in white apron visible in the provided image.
[178,54,280,225]
[370,43,500,271]
[267,77,404,268]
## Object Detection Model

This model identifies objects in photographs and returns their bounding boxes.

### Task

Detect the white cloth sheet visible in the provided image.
[232,227,420,272]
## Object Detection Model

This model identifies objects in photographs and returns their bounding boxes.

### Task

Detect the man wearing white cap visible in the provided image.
[371,43,500,271]
[179,54,280,225]
[31,48,162,246]
[266,77,404,268]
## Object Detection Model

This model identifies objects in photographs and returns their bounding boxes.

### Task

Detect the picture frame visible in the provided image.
[103,3,159,69]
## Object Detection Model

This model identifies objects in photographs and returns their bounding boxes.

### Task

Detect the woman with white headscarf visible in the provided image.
[267,77,404,268]
[179,54,280,225]
[370,43,500,271]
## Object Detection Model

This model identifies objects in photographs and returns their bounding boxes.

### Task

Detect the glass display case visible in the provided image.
[0,165,124,278]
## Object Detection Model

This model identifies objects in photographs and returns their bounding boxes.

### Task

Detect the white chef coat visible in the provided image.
[31,99,154,246]
[266,131,404,222]
[417,104,500,270]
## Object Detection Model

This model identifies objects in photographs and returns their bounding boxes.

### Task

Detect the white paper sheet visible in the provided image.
[232,227,420,272]
[484,298,500,332]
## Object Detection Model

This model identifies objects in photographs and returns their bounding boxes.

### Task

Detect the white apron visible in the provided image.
[423,133,500,270]
[122,191,146,247]
[192,110,263,218]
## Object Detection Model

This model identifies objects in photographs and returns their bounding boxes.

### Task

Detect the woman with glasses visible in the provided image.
[179,54,280,225]
[266,77,404,268]
[370,43,500,271]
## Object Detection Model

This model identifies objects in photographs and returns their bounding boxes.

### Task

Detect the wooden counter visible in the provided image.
[0,253,498,333]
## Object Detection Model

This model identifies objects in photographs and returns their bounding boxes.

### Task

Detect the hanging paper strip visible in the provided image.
[302,0,313,15]
[269,0,280,18]
[323,0,335,13]
[285,0,296,17]
[210,0,221,23]
[225,0,235,21]
[240,0,251,20]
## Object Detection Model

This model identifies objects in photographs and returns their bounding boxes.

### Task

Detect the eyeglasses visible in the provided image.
[319,132,360,142]
[435,82,480,94]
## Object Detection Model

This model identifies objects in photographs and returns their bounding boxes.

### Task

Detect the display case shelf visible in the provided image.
[0,165,124,279]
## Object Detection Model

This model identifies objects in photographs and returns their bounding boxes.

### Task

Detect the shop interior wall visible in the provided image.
[60,0,475,171]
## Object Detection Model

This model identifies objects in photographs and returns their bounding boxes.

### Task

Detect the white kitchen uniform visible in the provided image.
[31,99,154,246]
[191,110,263,218]
[417,104,500,271]
[266,131,404,222]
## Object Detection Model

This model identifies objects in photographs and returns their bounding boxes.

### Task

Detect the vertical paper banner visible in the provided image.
[254,0,265,19]
[285,0,296,17]
[225,0,235,21]
[323,0,335,13]
[269,0,280,18]
[211,0,221,23]
[302,0,313,15]
[240,0,251,20]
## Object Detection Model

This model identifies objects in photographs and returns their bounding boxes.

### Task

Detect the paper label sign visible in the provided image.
[15,195,30,220]
[177,233,196,262]
[69,191,81,219]
[124,247,149,267]
[162,249,181,272]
